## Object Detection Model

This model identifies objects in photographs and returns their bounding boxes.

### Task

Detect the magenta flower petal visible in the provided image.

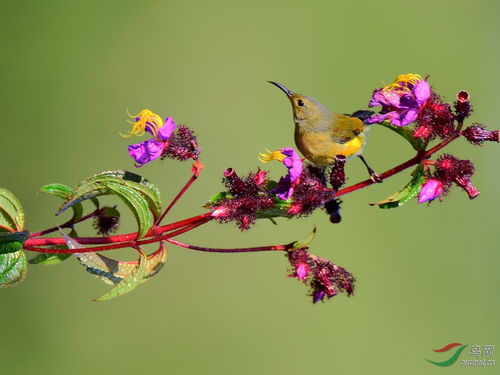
[414,80,431,106]
[368,74,430,127]
[273,148,303,200]
[158,117,177,141]
[418,179,444,204]
[280,147,303,182]
[128,139,165,167]
[296,263,308,280]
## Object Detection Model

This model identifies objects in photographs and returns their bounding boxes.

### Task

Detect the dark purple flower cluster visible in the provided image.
[161,125,200,161]
[287,166,336,216]
[210,152,336,229]
[287,248,355,303]
[329,155,347,191]
[212,168,274,230]
[93,206,120,236]
[432,154,479,199]
[414,93,456,140]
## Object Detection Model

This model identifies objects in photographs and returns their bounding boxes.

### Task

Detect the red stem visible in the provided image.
[23,216,213,254]
[155,173,198,226]
[30,209,101,238]
[24,212,213,247]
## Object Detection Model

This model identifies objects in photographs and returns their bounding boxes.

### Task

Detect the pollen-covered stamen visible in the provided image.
[122,109,163,138]
[259,150,286,163]
[385,73,423,91]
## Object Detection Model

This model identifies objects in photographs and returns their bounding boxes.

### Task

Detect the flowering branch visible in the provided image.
[1,73,497,304]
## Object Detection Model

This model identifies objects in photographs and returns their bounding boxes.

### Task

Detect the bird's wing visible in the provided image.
[330,114,365,143]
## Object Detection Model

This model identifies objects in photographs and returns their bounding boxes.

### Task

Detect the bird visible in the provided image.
[268,81,380,182]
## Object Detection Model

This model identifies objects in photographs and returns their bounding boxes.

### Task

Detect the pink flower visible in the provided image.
[418,179,444,204]
[367,73,431,127]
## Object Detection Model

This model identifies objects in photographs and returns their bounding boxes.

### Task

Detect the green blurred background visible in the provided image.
[1,0,498,374]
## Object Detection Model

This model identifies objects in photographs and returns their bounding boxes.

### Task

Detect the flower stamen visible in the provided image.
[259,149,286,163]
[122,109,163,138]
[385,73,423,91]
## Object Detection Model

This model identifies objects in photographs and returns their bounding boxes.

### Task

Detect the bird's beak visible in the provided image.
[267,81,293,97]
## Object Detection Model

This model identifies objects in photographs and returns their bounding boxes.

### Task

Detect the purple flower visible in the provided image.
[128,139,165,167]
[367,73,431,127]
[125,110,177,167]
[156,116,176,141]
[259,147,303,200]
[418,179,444,204]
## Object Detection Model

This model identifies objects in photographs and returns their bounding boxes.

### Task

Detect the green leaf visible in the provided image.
[76,242,167,286]
[56,171,161,238]
[93,248,148,302]
[39,183,83,221]
[206,191,232,206]
[289,226,317,251]
[105,182,152,239]
[58,229,165,300]
[0,231,30,254]
[0,188,25,232]
[380,121,426,151]
[0,250,27,287]
[370,165,426,209]
[29,252,72,265]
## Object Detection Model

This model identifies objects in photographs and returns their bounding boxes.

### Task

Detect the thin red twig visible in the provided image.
[155,173,198,226]
[336,134,460,197]
[166,238,290,253]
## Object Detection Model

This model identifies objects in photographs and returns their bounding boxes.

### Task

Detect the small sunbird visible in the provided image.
[268,81,381,182]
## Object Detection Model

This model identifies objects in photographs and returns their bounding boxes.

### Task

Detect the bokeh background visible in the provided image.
[1,1,498,374]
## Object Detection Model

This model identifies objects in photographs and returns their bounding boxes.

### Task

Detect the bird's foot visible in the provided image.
[370,171,383,183]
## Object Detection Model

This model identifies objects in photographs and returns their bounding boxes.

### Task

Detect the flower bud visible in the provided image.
[461,124,499,145]
[454,90,472,121]
[211,206,229,218]
[454,176,480,199]
[329,155,346,190]
[418,179,444,204]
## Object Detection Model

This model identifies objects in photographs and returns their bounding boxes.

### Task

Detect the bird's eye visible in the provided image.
[297,99,304,107]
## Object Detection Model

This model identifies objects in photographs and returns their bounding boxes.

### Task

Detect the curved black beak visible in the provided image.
[267,81,293,97]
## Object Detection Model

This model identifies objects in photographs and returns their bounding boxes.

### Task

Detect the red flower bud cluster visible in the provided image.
[329,155,347,191]
[287,248,355,303]
[433,154,479,199]
[414,93,456,140]
[288,166,335,217]
[213,169,274,230]
[211,164,335,230]
[162,126,200,161]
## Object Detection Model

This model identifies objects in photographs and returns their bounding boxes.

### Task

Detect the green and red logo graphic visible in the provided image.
[426,343,468,367]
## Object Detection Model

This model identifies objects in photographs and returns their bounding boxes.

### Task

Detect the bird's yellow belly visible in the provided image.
[295,132,365,165]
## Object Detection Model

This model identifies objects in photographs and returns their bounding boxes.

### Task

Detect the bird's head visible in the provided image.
[268,81,331,128]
